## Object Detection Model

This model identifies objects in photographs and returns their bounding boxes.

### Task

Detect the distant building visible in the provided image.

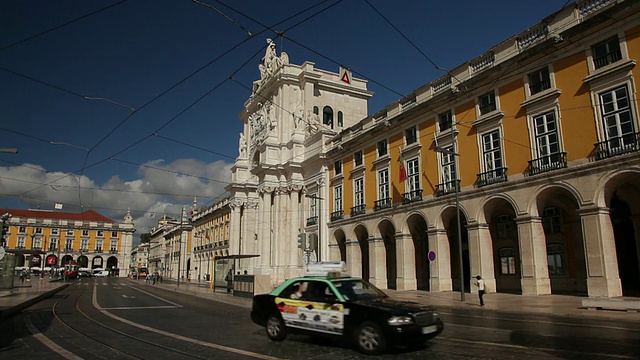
[2,208,135,276]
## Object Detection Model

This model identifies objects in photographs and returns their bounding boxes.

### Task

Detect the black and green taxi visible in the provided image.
[250,264,444,355]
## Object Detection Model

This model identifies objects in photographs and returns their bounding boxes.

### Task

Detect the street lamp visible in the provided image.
[434,126,465,302]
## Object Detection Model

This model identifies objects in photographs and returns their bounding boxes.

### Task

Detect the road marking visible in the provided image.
[121,294,136,298]
[436,336,636,359]
[437,310,640,332]
[25,315,84,360]
[93,285,283,360]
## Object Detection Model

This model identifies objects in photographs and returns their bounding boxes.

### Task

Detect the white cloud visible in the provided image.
[0,158,233,244]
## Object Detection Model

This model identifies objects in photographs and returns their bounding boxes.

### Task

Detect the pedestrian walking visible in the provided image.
[474,275,485,306]
[225,268,234,293]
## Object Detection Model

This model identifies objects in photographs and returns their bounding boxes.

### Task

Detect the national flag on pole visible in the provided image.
[399,152,407,183]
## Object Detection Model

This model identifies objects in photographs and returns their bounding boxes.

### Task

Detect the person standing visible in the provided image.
[475,275,485,306]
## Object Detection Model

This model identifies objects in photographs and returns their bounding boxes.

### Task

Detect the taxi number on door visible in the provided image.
[422,325,438,334]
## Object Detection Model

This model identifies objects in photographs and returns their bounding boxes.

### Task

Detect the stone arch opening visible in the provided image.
[332,229,347,262]
[603,172,640,297]
[407,213,429,290]
[378,219,397,290]
[536,186,587,295]
[483,198,521,294]
[442,206,470,293]
[354,224,369,281]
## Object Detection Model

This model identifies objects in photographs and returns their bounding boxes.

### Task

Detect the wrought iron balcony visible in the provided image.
[594,132,639,160]
[402,190,423,205]
[350,204,366,217]
[593,49,622,69]
[110,249,117,253]
[330,210,344,221]
[479,102,496,115]
[530,79,551,95]
[306,216,318,226]
[435,180,460,197]
[476,167,508,187]
[528,152,567,176]
[374,198,392,211]
[94,247,102,252]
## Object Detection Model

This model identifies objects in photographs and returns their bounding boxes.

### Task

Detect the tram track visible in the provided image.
[29,281,275,360]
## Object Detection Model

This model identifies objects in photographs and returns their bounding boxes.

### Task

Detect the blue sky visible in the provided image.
[0,0,568,234]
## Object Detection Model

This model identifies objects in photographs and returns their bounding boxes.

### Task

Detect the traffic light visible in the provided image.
[308,233,318,252]
[297,233,307,249]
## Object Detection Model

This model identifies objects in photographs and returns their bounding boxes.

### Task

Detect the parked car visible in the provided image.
[250,262,444,355]
[77,271,92,278]
[94,270,110,278]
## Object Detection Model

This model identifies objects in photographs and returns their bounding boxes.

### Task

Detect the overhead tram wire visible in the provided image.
[0,0,129,52]
[192,0,253,37]
[151,134,236,161]
[10,0,345,202]
[363,0,465,88]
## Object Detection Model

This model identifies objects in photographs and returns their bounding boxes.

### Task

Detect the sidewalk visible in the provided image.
[2,277,639,323]
[0,277,70,319]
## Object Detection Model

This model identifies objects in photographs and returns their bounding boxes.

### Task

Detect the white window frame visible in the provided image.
[333,185,343,212]
[533,111,561,161]
[405,126,418,146]
[478,91,497,116]
[377,139,388,157]
[377,169,390,200]
[440,147,457,192]
[354,177,365,207]
[599,85,636,149]
[354,150,363,167]
[81,239,89,251]
[407,158,420,192]
[438,110,453,132]
[482,130,503,175]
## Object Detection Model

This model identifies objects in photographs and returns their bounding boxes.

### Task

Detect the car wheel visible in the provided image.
[266,314,287,341]
[354,321,386,355]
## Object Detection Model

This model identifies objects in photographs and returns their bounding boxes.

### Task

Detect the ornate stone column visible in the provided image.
[516,215,551,295]
[467,222,496,293]
[427,228,452,291]
[287,186,303,278]
[369,237,387,289]
[579,206,622,297]
[229,199,243,255]
[395,233,417,290]
[259,187,273,268]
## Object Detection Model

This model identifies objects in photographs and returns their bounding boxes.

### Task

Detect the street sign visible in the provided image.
[428,251,436,262]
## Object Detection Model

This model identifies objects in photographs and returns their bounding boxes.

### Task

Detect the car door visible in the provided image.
[298,280,345,335]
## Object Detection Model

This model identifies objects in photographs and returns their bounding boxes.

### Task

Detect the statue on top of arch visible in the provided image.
[258,38,289,83]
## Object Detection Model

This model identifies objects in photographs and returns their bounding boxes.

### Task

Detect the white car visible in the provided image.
[94,270,110,277]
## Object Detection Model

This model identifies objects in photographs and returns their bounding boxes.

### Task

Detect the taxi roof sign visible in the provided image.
[305,261,350,278]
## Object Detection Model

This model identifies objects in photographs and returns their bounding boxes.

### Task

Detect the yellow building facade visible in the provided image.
[2,208,134,276]
[326,0,640,298]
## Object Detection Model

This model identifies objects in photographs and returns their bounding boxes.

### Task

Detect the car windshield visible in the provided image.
[332,279,387,301]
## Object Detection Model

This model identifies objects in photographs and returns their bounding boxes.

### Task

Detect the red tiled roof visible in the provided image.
[2,208,116,223]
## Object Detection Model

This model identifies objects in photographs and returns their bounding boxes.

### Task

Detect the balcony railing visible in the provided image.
[94,247,102,252]
[528,152,567,176]
[530,79,551,95]
[402,190,423,204]
[350,204,366,217]
[306,216,318,226]
[435,180,460,197]
[476,167,508,187]
[479,102,497,115]
[330,210,344,221]
[594,132,639,160]
[374,198,392,211]
[594,49,622,69]
[110,248,117,253]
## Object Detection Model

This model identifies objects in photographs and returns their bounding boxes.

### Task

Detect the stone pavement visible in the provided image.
[0,277,70,319]
[2,277,640,323]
